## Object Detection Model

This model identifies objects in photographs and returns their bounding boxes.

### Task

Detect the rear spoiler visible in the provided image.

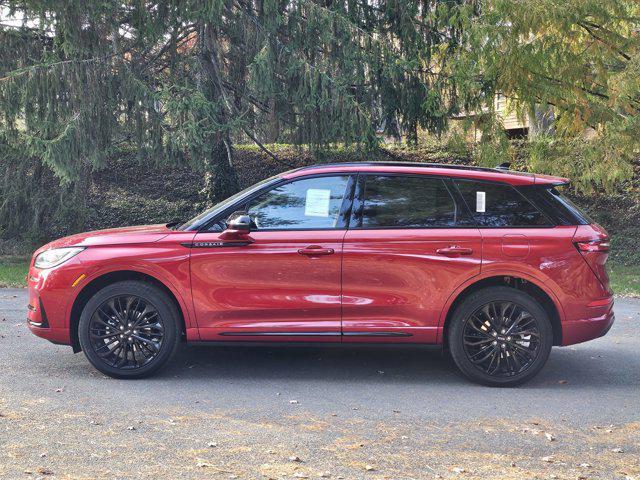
[534,175,570,186]
[494,162,569,186]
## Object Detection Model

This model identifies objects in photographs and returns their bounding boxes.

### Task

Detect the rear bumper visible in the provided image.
[561,300,615,346]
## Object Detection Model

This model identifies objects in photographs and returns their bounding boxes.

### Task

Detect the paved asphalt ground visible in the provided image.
[0,288,638,479]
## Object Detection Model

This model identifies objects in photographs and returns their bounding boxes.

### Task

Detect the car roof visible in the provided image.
[282,162,569,186]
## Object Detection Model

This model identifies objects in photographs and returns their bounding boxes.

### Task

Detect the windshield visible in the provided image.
[178,174,281,231]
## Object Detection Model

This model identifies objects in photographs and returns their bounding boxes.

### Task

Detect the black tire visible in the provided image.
[448,286,553,387]
[78,280,181,379]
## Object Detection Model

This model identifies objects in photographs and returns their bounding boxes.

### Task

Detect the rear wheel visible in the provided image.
[448,286,553,387]
[78,280,180,379]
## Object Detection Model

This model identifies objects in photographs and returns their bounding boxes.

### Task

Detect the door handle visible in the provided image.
[436,246,473,256]
[298,245,335,256]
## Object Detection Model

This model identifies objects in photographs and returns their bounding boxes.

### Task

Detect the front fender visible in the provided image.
[64,244,196,332]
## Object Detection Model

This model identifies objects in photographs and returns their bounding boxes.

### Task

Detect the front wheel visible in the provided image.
[78,280,180,379]
[448,286,553,387]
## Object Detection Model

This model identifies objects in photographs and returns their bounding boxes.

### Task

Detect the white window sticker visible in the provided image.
[476,191,486,213]
[305,189,331,217]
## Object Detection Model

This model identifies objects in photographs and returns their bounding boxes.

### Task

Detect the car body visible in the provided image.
[26,162,614,386]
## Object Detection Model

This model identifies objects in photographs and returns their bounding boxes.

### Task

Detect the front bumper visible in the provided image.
[26,259,84,346]
[27,322,71,345]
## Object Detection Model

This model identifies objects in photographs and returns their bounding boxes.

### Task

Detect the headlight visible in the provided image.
[34,247,85,269]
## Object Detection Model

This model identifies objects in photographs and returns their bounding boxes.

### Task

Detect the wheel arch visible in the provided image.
[439,274,563,348]
[68,270,188,353]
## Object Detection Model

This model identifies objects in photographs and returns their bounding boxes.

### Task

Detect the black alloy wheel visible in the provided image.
[462,300,541,377]
[78,280,180,378]
[448,286,553,387]
[88,295,164,369]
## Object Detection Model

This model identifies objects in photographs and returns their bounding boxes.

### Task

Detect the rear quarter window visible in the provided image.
[454,179,551,227]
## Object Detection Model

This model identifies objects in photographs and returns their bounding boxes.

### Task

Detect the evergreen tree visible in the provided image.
[0,0,478,243]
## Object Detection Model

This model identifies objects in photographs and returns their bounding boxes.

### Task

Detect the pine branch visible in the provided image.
[577,22,632,62]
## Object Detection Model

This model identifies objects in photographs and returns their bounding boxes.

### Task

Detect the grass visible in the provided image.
[0,256,29,288]
[0,255,638,296]
[608,262,640,297]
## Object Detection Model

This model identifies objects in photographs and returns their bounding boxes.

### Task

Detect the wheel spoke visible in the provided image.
[90,331,120,340]
[467,318,493,337]
[469,343,496,364]
[464,337,494,347]
[131,334,160,352]
[509,346,522,372]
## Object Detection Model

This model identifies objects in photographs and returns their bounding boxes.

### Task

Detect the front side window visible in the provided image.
[454,179,550,227]
[247,176,350,230]
[360,175,461,228]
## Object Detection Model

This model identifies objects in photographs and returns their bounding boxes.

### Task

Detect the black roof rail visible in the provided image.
[289,161,505,174]
[495,162,511,171]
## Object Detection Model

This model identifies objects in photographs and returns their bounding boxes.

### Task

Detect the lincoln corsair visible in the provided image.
[26,162,614,386]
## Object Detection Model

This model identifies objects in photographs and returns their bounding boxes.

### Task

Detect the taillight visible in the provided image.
[572,224,611,293]
[575,240,610,253]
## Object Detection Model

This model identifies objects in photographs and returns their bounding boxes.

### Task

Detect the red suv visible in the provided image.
[26,163,614,386]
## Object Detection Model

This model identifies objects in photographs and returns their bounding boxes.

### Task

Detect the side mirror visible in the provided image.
[219,211,254,243]
[226,211,252,231]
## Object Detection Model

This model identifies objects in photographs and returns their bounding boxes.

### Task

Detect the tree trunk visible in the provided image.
[265,96,280,143]
[204,135,240,205]
[200,22,240,205]
[406,120,418,147]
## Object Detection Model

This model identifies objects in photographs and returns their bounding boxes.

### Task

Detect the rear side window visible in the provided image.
[361,175,466,228]
[454,179,550,227]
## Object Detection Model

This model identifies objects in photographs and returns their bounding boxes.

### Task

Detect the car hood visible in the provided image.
[36,224,171,252]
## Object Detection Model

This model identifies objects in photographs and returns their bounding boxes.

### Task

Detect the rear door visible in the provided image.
[341,174,482,343]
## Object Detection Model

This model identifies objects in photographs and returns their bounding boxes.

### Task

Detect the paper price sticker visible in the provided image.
[305,189,331,217]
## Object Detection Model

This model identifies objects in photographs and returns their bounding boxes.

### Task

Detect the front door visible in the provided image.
[341,174,482,343]
[190,174,354,341]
